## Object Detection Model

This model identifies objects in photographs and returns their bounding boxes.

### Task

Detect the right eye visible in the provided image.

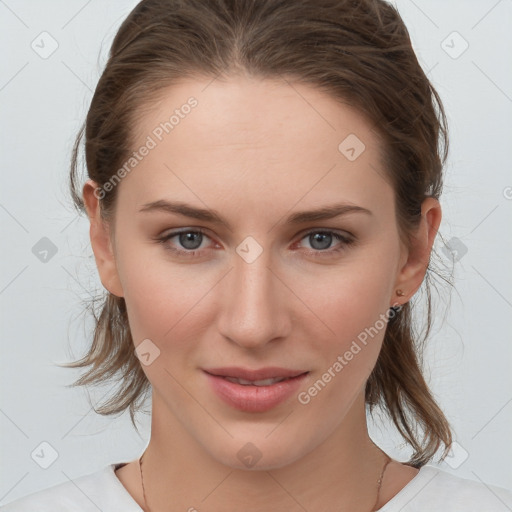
[157,228,215,258]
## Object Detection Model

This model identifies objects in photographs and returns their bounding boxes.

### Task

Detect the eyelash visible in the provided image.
[155,228,355,259]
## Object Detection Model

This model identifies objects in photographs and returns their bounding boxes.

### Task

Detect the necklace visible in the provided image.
[139,449,391,512]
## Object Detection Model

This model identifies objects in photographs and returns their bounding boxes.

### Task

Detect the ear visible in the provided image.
[82,180,124,297]
[392,197,441,306]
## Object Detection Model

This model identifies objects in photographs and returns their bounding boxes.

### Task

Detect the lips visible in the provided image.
[203,367,310,412]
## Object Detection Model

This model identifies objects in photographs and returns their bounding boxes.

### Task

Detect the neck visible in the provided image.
[139,390,390,512]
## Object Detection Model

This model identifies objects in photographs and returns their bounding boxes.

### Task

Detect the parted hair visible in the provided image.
[64,0,452,467]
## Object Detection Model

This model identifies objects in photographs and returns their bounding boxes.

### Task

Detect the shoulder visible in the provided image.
[0,463,142,512]
[379,465,512,512]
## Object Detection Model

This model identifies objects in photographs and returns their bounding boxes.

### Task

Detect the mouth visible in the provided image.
[203,366,309,384]
[202,367,310,412]
[221,375,300,386]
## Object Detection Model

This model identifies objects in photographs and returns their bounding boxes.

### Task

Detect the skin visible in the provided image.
[83,75,441,511]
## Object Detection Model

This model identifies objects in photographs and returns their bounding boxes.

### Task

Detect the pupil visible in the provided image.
[180,232,202,250]
[311,232,331,250]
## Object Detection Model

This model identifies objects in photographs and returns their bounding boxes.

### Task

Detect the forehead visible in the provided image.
[133,75,378,154]
[119,76,392,217]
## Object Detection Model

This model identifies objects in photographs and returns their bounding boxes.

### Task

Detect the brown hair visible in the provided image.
[64,0,452,467]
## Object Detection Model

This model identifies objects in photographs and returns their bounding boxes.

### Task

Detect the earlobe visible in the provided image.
[82,180,124,298]
[392,197,442,306]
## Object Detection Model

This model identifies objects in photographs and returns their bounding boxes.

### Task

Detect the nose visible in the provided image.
[217,244,292,350]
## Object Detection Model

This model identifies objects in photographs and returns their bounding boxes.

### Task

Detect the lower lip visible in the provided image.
[204,371,309,413]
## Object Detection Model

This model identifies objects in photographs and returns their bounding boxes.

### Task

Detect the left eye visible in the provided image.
[157,229,354,258]
[297,231,353,253]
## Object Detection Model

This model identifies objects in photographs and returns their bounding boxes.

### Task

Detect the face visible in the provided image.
[86,75,429,471]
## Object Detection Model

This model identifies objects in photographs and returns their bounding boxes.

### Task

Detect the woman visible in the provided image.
[2,0,511,510]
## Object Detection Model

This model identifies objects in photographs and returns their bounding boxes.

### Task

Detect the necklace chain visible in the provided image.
[139,449,391,512]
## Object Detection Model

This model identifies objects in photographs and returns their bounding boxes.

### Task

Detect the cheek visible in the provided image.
[115,243,179,337]
[299,287,390,417]
[300,248,399,387]
[308,259,397,342]
[117,244,220,351]
[313,286,388,378]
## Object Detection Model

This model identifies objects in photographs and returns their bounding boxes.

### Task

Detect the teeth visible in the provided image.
[224,376,288,386]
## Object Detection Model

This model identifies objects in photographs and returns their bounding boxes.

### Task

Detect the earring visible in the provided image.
[389,289,406,315]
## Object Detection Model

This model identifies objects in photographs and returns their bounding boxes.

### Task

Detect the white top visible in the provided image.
[1,462,512,511]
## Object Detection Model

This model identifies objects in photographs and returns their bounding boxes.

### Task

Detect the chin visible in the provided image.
[205,433,314,471]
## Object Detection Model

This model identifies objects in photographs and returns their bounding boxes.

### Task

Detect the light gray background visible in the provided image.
[1,0,511,505]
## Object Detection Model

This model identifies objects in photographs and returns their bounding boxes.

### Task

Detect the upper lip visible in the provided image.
[203,367,309,381]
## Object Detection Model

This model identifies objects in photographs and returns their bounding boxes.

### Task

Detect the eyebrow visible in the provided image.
[139,199,372,230]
